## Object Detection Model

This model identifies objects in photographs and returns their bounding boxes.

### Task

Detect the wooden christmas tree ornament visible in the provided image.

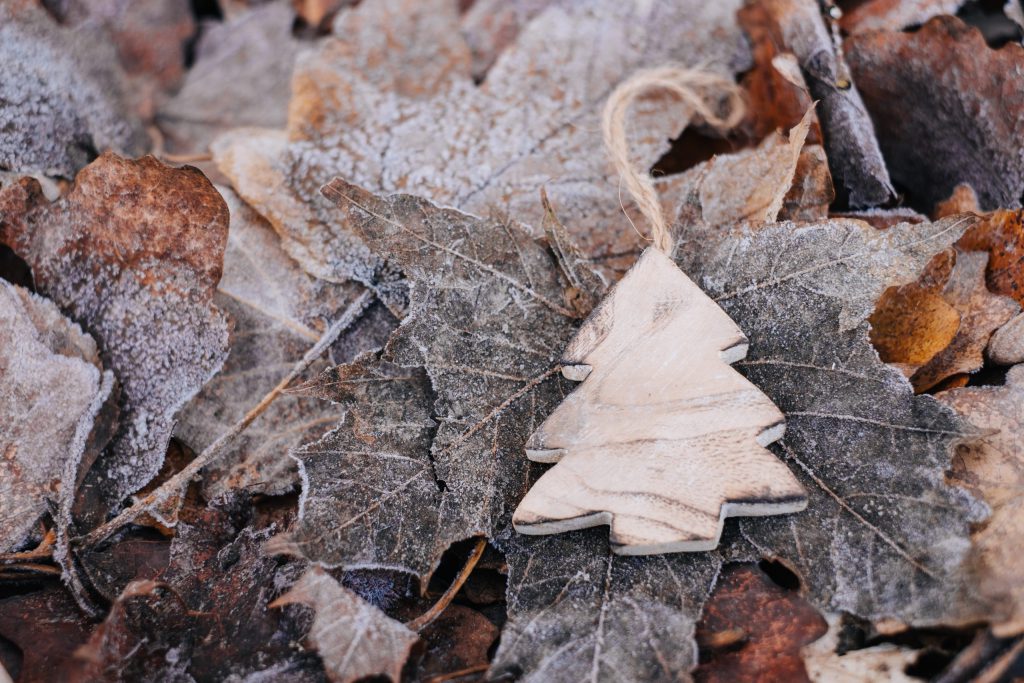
[512,67,808,555]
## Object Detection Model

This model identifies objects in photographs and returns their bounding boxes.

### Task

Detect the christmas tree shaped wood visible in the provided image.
[512,247,808,555]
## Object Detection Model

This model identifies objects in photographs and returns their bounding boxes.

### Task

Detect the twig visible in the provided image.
[162,152,214,164]
[407,538,487,631]
[81,290,373,547]
[425,663,490,683]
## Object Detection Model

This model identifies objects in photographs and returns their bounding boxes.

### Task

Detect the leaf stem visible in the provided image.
[81,289,374,547]
[407,537,487,631]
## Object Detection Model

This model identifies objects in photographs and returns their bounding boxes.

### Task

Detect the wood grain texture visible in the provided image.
[512,247,807,554]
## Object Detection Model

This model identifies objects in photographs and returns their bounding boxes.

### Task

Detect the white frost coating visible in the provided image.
[0,282,111,551]
[213,0,752,285]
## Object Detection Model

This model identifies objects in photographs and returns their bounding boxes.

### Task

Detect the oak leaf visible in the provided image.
[0,153,230,505]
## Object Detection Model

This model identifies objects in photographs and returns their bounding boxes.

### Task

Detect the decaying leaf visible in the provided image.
[0,1,149,177]
[0,281,114,551]
[269,352,442,580]
[744,0,895,207]
[694,564,827,683]
[801,613,919,683]
[941,365,1024,636]
[910,251,1019,392]
[272,566,418,683]
[839,0,966,35]
[0,153,230,505]
[175,187,390,500]
[415,604,499,680]
[957,209,1024,305]
[677,214,991,628]
[988,312,1024,365]
[71,499,323,681]
[846,16,1024,211]
[213,0,752,291]
[0,585,96,683]
[934,183,981,219]
[157,2,301,156]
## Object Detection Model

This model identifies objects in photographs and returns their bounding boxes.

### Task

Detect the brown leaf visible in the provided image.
[459,0,554,79]
[212,0,752,290]
[957,209,1024,306]
[694,564,827,683]
[175,187,392,500]
[0,281,114,551]
[0,1,149,177]
[157,3,300,156]
[0,153,231,506]
[988,312,1024,365]
[415,605,498,680]
[71,499,324,681]
[941,365,1024,636]
[910,250,1019,392]
[845,16,1024,211]
[0,586,95,683]
[840,0,966,35]
[934,184,981,220]
[272,566,418,683]
[800,613,920,682]
[745,0,895,207]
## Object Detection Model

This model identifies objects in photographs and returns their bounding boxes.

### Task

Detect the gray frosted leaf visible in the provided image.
[0,282,114,552]
[0,154,231,505]
[678,215,992,627]
[270,352,442,580]
[175,187,393,500]
[0,2,148,178]
[213,0,752,289]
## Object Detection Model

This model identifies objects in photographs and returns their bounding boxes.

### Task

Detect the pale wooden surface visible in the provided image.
[513,247,807,554]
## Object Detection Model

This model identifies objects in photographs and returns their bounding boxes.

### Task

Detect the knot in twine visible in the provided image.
[600,65,745,254]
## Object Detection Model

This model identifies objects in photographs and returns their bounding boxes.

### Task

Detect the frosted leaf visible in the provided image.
[175,187,393,499]
[212,0,752,289]
[0,154,230,504]
[0,2,148,178]
[0,281,113,551]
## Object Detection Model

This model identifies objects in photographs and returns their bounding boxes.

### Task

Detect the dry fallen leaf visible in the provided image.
[0,153,230,506]
[941,365,1024,636]
[846,16,1024,211]
[909,250,1019,392]
[0,585,96,683]
[318,175,990,678]
[458,0,554,79]
[212,0,752,293]
[269,351,443,580]
[175,187,391,500]
[957,209,1024,305]
[801,613,920,683]
[71,499,323,681]
[988,312,1024,365]
[272,566,418,683]
[744,0,895,208]
[0,1,148,177]
[156,2,300,156]
[694,564,827,683]
[0,282,113,551]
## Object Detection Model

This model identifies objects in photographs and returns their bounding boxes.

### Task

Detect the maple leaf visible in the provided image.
[156,3,301,156]
[175,187,392,500]
[212,0,752,293]
[845,16,1024,211]
[0,282,114,551]
[0,153,230,506]
[314,172,991,678]
[940,365,1024,636]
[0,2,148,177]
[272,567,419,683]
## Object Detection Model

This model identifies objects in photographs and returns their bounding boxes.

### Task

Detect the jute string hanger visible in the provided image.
[600,65,745,253]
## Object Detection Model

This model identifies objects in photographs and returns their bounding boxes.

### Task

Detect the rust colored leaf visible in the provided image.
[416,605,499,681]
[272,566,418,683]
[745,0,895,207]
[846,16,1024,211]
[934,184,981,220]
[0,153,231,505]
[694,564,827,683]
[941,365,1024,636]
[0,282,114,551]
[957,209,1024,306]
[0,586,95,683]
